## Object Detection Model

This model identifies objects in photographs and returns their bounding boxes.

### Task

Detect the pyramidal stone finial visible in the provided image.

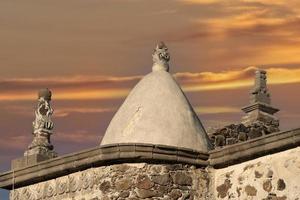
[250,70,271,105]
[152,41,170,72]
[241,69,280,128]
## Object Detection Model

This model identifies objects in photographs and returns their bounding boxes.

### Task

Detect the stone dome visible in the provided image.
[100,42,212,152]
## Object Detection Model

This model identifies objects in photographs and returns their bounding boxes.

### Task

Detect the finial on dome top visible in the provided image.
[152,41,170,72]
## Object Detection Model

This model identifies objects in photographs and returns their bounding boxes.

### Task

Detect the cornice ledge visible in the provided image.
[209,127,300,168]
[0,143,209,189]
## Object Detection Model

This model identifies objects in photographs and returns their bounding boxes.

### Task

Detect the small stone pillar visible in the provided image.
[12,89,57,169]
[241,70,280,131]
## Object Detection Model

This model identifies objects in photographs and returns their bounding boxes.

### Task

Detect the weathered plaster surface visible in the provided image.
[213,146,300,199]
[101,70,211,152]
[10,163,209,200]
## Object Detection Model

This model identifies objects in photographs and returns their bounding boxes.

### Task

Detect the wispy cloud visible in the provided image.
[0,74,140,101]
[4,105,117,117]
[55,107,116,117]
[173,0,300,58]
[0,89,130,101]
[177,66,300,92]
[0,66,300,101]
[178,0,220,4]
[194,106,240,114]
[242,0,291,5]
[0,75,140,93]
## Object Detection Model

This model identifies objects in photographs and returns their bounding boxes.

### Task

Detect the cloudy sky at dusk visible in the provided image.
[1,0,300,198]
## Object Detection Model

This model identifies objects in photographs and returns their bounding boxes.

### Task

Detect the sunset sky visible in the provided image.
[1,0,300,198]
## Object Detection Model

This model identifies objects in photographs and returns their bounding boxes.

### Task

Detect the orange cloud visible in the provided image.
[243,0,289,5]
[4,104,117,118]
[194,106,240,114]
[5,75,141,83]
[177,66,300,92]
[55,107,116,117]
[0,74,138,101]
[175,66,257,84]
[0,66,300,101]
[179,0,220,4]
[0,88,130,101]
[267,67,300,84]
[182,0,292,4]
[54,89,130,100]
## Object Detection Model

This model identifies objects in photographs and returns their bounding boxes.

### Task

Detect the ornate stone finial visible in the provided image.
[241,69,279,129]
[152,41,170,72]
[250,70,271,104]
[24,88,57,158]
[209,69,281,148]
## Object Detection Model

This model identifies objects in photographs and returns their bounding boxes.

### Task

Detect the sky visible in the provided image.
[1,0,300,198]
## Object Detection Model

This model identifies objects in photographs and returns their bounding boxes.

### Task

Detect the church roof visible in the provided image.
[100,42,212,152]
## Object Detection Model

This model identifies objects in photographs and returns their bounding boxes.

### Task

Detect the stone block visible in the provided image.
[177,156,204,165]
[119,151,136,158]
[135,143,154,152]
[153,153,177,161]
[177,149,200,159]
[136,174,154,189]
[136,188,163,198]
[151,174,170,186]
[172,172,192,186]
[100,145,120,154]
[134,151,153,159]
[100,152,120,161]
[118,144,136,152]
[11,154,54,170]
[153,145,177,155]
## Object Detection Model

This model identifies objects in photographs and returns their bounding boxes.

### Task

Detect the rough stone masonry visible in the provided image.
[10,163,210,200]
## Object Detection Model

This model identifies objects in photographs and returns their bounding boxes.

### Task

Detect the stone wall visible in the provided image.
[10,163,209,200]
[212,146,300,199]
[4,130,300,200]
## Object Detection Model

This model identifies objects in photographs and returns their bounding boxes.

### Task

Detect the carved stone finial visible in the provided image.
[250,70,271,104]
[152,41,170,72]
[241,69,279,129]
[24,88,57,158]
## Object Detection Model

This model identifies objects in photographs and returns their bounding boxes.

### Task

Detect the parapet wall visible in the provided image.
[212,146,300,199]
[1,128,300,200]
[8,146,300,200]
[10,163,209,200]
